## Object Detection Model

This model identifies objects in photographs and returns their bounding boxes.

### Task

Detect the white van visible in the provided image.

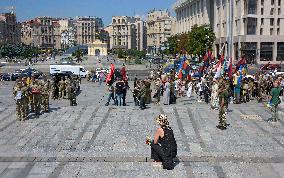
[50,65,89,77]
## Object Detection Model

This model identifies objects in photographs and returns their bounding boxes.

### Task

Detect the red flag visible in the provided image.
[178,70,183,79]
[106,63,115,85]
[120,66,127,81]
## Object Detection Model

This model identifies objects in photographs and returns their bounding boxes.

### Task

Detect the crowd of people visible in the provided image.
[12,74,80,121]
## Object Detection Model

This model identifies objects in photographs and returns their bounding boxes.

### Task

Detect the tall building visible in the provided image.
[21,17,61,49]
[135,19,147,51]
[146,10,172,54]
[59,19,76,49]
[173,0,284,64]
[74,16,104,45]
[109,16,146,51]
[0,12,20,45]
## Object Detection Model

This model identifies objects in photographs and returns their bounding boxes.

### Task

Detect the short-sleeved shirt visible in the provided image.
[270,87,281,105]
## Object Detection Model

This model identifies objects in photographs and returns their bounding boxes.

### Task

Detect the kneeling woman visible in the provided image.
[149,114,177,170]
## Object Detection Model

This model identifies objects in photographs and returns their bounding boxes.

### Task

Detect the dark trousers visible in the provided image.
[151,143,176,170]
[140,97,146,109]
[122,91,126,106]
[204,91,209,104]
[151,144,164,161]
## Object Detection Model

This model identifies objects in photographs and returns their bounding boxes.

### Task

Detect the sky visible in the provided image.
[0,0,176,25]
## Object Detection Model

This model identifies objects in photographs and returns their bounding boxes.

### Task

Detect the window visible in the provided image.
[270,18,274,26]
[277,42,284,61]
[277,28,280,35]
[277,19,280,26]
[260,28,263,35]
[278,8,281,15]
[261,18,264,25]
[270,28,274,35]
[270,8,274,15]
[271,0,275,5]
[247,18,257,35]
[261,8,264,15]
[279,0,282,6]
[247,0,257,14]
[260,42,274,61]
[261,0,264,5]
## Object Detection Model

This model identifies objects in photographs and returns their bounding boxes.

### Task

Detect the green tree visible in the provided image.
[187,24,216,57]
[167,35,179,57]
[177,33,189,55]
[117,49,126,58]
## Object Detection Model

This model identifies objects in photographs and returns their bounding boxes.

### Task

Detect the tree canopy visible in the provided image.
[166,24,216,57]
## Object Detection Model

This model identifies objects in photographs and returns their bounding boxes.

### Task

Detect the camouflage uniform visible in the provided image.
[31,80,42,115]
[58,78,66,98]
[70,79,77,106]
[13,82,29,121]
[20,83,29,121]
[217,87,229,129]
[41,80,51,112]
[65,78,71,99]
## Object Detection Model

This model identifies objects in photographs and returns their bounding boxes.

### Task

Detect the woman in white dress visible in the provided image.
[211,79,219,109]
[163,79,171,105]
[186,81,193,98]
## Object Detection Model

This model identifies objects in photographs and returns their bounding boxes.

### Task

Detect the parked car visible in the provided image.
[1,73,11,81]
[11,68,43,81]
[11,69,23,81]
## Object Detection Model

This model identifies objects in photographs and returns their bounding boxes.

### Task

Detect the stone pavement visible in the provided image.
[0,81,283,178]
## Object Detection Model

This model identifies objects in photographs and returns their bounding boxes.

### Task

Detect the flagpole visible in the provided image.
[227,0,234,61]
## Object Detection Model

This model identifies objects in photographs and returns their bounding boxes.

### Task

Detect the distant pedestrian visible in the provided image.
[115,78,125,106]
[163,79,170,105]
[105,83,115,106]
[186,81,193,98]
[267,81,281,122]
[217,85,229,130]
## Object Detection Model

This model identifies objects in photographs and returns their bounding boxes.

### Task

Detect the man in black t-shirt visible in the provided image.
[115,78,125,106]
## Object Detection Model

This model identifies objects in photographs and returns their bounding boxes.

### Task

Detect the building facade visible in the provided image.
[0,12,20,45]
[109,16,146,51]
[74,16,104,45]
[21,17,61,49]
[173,0,284,64]
[146,10,172,54]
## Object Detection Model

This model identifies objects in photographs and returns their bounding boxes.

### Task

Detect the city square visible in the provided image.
[1,0,284,177]
[0,75,284,177]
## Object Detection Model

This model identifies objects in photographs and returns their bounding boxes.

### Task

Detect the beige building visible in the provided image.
[109,16,146,51]
[58,19,74,33]
[21,17,61,49]
[173,0,284,64]
[0,12,20,45]
[146,10,172,54]
[74,16,103,45]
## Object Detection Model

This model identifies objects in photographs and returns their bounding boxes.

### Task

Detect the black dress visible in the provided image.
[151,126,177,170]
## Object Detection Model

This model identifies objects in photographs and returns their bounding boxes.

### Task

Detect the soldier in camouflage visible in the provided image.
[58,77,66,99]
[41,80,51,112]
[31,79,42,116]
[217,83,229,130]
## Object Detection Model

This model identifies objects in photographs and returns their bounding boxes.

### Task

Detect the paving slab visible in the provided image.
[0,81,283,177]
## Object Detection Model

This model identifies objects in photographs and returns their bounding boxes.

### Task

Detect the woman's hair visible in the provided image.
[155,114,169,126]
